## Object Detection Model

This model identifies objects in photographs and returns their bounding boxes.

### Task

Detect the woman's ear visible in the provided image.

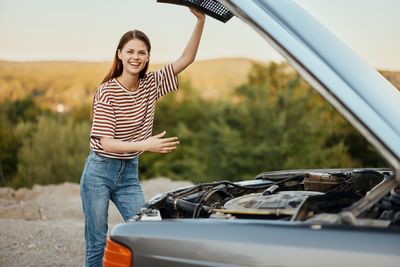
[117,49,122,60]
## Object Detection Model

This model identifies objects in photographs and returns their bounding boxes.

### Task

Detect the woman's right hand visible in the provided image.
[142,131,180,153]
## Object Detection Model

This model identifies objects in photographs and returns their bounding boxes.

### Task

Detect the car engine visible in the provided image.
[135,169,400,228]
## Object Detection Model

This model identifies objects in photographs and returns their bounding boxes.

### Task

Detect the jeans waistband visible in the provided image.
[89,150,138,163]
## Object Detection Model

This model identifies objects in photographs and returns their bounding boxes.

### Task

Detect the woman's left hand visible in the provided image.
[172,7,205,75]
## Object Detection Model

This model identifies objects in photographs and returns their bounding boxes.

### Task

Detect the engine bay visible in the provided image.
[136,169,400,228]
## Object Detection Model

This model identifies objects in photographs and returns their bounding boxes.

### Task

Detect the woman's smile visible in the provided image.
[128,61,143,70]
[118,38,149,75]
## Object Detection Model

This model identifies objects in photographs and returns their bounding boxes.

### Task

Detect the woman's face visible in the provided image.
[118,38,149,76]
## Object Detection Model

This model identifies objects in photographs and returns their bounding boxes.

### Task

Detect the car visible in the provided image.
[103,0,400,266]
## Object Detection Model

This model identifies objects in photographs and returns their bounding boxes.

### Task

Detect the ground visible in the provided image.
[0,178,193,267]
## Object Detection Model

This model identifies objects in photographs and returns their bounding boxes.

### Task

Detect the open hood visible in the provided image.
[221,0,400,181]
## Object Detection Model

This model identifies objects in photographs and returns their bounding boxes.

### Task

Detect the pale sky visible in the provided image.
[0,0,399,70]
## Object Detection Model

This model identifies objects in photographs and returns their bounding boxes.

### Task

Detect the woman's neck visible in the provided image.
[117,73,140,92]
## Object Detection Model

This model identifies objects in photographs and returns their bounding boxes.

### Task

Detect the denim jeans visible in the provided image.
[80,151,145,267]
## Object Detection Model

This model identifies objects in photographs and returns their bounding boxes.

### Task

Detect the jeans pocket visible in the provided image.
[89,152,111,163]
[126,158,139,178]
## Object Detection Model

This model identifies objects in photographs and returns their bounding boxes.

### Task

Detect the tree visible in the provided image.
[14,116,90,188]
[0,97,43,186]
[142,62,362,183]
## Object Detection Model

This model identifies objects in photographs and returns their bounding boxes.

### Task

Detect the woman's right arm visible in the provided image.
[100,131,179,154]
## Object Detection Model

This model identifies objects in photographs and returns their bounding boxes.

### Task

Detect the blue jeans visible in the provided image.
[80,151,145,267]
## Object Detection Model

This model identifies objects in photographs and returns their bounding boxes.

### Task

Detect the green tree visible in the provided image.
[140,79,215,181]
[0,97,43,185]
[14,116,90,188]
[142,62,362,183]
[0,115,20,184]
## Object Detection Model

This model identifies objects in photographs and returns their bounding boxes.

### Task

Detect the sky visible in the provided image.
[0,0,399,70]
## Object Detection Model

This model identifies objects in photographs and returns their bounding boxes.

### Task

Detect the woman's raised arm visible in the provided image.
[172,8,205,75]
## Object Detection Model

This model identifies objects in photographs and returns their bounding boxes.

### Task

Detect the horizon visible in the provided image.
[1,57,399,73]
[1,0,399,70]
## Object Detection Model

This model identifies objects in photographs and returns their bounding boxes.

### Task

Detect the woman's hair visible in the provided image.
[101,30,151,84]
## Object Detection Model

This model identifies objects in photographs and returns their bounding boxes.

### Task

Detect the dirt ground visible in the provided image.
[0,178,193,267]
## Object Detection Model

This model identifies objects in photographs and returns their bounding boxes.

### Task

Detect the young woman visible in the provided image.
[80,8,205,266]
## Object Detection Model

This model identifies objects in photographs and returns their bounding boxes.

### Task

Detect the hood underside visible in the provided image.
[220,0,400,181]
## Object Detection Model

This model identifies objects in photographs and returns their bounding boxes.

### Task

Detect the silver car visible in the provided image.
[104,1,400,266]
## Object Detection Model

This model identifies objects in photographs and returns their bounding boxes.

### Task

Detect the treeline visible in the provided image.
[0,62,387,188]
[0,59,254,110]
[0,61,109,110]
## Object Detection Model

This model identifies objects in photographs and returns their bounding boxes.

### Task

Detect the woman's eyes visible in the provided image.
[126,50,146,55]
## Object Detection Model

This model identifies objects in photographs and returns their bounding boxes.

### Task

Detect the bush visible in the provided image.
[140,62,366,183]
[14,116,90,188]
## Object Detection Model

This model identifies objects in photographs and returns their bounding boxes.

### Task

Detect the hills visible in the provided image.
[380,70,400,90]
[170,58,257,99]
[0,58,399,110]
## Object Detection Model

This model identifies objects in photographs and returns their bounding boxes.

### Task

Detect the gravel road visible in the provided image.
[0,178,193,267]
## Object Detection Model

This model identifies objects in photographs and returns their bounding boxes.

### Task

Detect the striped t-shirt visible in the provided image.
[90,64,178,159]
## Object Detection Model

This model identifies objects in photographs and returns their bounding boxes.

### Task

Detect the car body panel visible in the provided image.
[111,219,400,267]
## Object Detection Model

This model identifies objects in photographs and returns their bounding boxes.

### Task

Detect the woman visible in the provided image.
[80,8,205,266]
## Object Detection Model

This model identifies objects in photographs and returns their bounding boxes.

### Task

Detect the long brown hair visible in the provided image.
[101,30,151,84]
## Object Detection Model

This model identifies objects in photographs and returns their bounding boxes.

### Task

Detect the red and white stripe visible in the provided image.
[90,64,178,159]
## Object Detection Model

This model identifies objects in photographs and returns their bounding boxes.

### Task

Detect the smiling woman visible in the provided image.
[79,7,206,267]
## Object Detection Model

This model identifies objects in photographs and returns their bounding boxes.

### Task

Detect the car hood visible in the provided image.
[221,0,400,181]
